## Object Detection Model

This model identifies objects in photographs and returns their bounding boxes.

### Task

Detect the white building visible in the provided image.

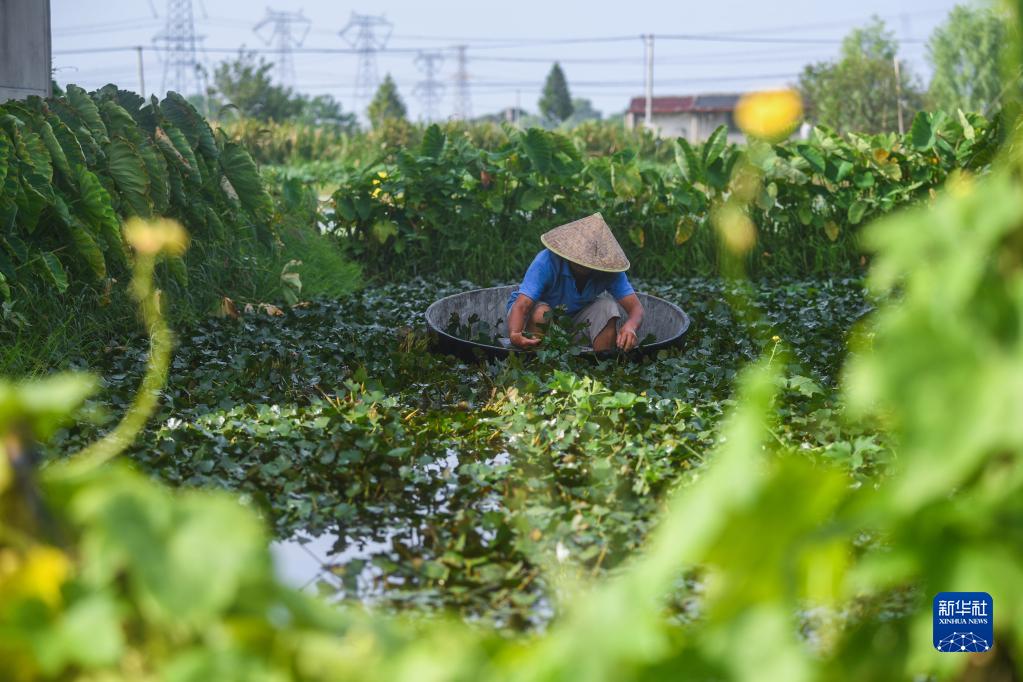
[0,0,52,103]
[624,94,744,143]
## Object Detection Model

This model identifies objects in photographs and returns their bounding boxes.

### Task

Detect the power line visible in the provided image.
[452,45,472,120]
[339,13,394,105]
[253,8,312,88]
[414,51,445,122]
[152,0,206,95]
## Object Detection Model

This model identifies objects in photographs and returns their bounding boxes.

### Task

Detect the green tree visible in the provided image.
[927,5,1007,115]
[565,97,602,126]
[367,74,408,129]
[211,50,304,121]
[298,93,359,132]
[539,62,574,122]
[798,17,923,133]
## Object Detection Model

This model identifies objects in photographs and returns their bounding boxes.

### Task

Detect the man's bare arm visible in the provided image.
[507,294,541,348]
[616,293,644,350]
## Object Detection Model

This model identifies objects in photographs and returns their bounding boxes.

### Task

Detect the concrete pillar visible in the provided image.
[0,0,52,102]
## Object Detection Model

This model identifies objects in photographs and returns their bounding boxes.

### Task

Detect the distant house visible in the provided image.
[625,94,743,143]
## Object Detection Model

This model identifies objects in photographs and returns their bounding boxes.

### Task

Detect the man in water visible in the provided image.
[505,213,644,352]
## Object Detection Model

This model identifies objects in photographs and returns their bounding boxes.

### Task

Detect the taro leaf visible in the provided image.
[156,125,199,179]
[788,375,823,397]
[39,252,69,292]
[39,121,72,182]
[612,163,643,199]
[75,167,126,264]
[219,142,273,219]
[419,124,445,159]
[371,220,398,244]
[166,255,188,287]
[910,112,935,151]
[65,84,109,144]
[205,206,226,241]
[100,101,141,140]
[674,138,702,184]
[160,92,218,159]
[521,128,553,175]
[674,218,696,245]
[797,145,827,175]
[0,133,9,187]
[854,172,875,189]
[847,200,868,226]
[139,141,170,214]
[702,125,728,166]
[70,220,108,280]
[22,132,53,182]
[519,187,544,212]
[551,132,581,161]
[105,137,151,217]
[833,160,854,183]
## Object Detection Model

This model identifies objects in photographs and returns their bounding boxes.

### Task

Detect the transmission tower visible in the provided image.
[153,0,205,95]
[452,45,472,120]
[339,12,393,105]
[414,51,445,122]
[253,8,312,88]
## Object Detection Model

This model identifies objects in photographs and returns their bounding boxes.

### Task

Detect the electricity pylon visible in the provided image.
[253,8,312,88]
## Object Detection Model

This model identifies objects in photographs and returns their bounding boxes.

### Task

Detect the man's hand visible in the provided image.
[616,323,639,351]
[510,331,542,349]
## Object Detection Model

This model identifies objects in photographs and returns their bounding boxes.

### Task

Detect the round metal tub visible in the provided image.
[425,285,692,361]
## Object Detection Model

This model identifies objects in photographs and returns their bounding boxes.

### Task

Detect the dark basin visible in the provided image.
[424,285,692,360]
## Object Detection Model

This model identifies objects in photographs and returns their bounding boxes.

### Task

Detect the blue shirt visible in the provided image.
[506,249,635,316]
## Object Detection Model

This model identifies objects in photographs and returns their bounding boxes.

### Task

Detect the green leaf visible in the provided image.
[797,145,827,174]
[611,163,643,198]
[674,138,702,183]
[160,92,218,159]
[419,124,445,158]
[909,112,936,151]
[371,220,398,244]
[702,125,728,166]
[105,137,150,216]
[519,187,544,212]
[39,252,69,292]
[65,84,109,144]
[521,128,553,174]
[847,200,869,225]
[75,167,126,264]
[219,142,273,219]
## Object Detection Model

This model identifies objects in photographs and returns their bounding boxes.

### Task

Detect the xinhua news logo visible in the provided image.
[933,592,993,653]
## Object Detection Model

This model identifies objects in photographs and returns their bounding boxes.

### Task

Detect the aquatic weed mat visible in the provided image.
[48,277,884,627]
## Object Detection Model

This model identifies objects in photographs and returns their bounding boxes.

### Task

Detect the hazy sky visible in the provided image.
[51,0,970,122]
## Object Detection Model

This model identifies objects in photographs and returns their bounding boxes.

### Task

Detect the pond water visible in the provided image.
[50,277,880,629]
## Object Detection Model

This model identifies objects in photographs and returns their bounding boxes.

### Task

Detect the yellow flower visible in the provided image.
[734,89,803,142]
[371,187,382,199]
[124,218,189,257]
[771,335,781,343]
[377,170,388,179]
[0,546,71,608]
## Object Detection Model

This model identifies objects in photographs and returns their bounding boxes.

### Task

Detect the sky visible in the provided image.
[50,0,970,122]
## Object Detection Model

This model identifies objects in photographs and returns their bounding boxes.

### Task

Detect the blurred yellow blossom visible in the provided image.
[735,89,803,142]
[124,218,189,257]
[0,546,71,608]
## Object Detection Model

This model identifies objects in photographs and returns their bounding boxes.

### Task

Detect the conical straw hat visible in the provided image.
[540,213,630,273]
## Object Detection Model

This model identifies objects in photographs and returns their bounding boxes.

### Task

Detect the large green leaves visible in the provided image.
[218,142,272,219]
[105,137,150,217]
